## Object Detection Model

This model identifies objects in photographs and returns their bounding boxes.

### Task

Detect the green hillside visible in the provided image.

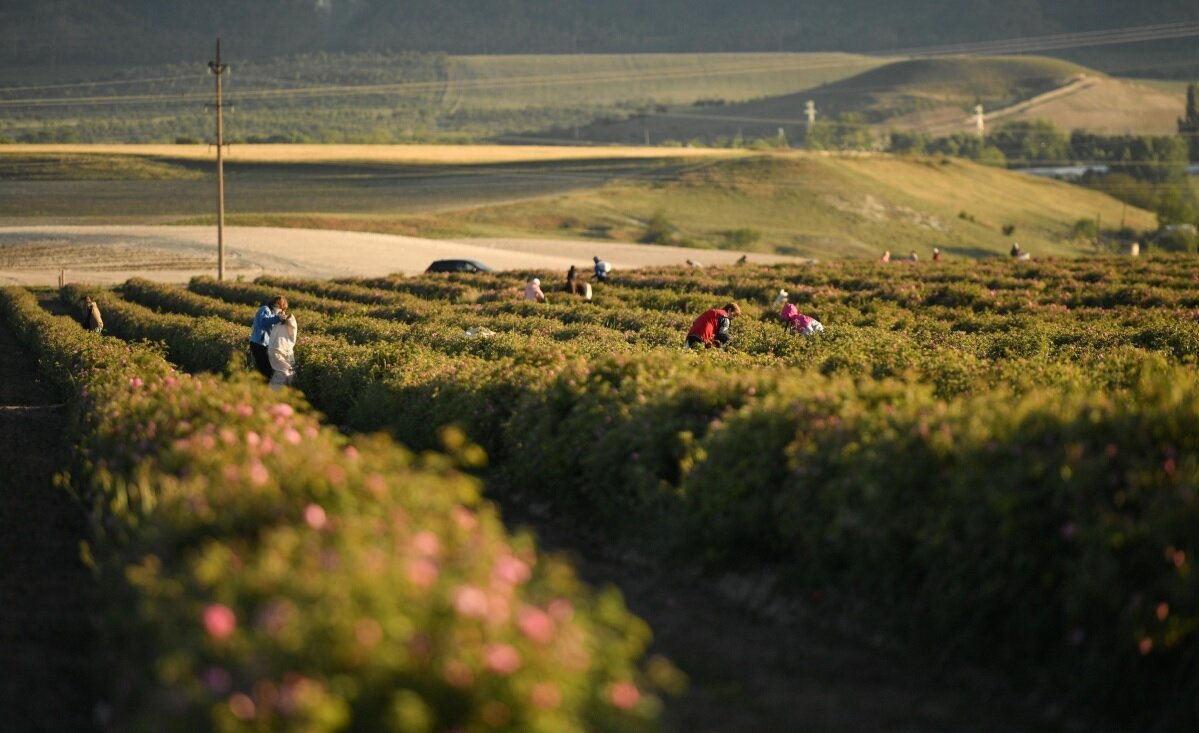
[0,147,1154,259]
[0,52,882,144]
[399,153,1157,259]
[559,55,1102,145]
[447,53,886,111]
[796,56,1095,120]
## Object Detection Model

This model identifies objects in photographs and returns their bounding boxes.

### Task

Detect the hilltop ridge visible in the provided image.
[1,0,1196,76]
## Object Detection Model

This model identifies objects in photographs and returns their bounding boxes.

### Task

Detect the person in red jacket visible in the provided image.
[685,302,741,350]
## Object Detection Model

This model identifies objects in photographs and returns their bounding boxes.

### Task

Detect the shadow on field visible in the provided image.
[0,315,95,733]
[495,496,1116,733]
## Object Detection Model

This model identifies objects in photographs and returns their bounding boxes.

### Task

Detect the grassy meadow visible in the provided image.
[0,52,885,144]
[0,146,1156,260]
[447,53,888,111]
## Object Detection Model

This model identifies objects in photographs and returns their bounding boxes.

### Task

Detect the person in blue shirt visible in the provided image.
[249,296,287,379]
[593,255,611,283]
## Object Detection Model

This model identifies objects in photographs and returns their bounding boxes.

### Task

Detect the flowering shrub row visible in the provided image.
[3,286,667,732]
[85,256,1199,727]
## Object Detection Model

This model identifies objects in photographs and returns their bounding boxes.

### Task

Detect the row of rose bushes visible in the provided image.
[203,272,1199,403]
[7,286,668,732]
[99,268,1199,728]
[284,261,1199,369]
[329,258,1199,318]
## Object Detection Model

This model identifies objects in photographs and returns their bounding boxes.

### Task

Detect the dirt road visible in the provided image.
[0,225,802,286]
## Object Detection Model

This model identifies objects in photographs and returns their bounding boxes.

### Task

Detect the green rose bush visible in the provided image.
[48,253,1199,728]
[1,287,667,732]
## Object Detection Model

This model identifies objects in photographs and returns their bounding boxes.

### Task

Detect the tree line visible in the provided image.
[2,0,1197,66]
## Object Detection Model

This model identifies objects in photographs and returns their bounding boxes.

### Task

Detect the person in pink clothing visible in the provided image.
[523,277,546,303]
[780,302,824,336]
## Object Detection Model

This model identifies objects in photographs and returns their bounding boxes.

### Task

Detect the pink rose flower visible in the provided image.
[203,603,237,640]
[453,586,488,618]
[530,682,561,710]
[484,644,522,675]
[610,681,641,710]
[304,504,327,530]
[492,555,531,587]
[518,607,555,644]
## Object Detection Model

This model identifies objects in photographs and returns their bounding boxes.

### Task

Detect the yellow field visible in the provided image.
[0,144,749,165]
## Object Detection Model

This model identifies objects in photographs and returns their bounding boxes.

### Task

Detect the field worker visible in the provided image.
[771,288,789,309]
[880,250,891,263]
[79,295,104,334]
[593,255,612,283]
[268,311,298,390]
[781,302,824,336]
[932,247,942,262]
[909,250,919,262]
[524,277,546,303]
[685,302,741,350]
[565,265,578,291]
[1010,242,1021,258]
[250,296,287,380]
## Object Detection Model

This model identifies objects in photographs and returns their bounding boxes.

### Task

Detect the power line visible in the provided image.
[0,74,203,94]
[0,55,879,110]
[878,22,1199,58]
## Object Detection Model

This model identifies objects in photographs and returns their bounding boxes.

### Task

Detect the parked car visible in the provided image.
[425,259,493,274]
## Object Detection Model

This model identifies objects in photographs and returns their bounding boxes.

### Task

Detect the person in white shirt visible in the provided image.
[268,312,298,390]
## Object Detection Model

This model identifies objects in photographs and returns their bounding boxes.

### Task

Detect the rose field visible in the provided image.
[4,254,1199,732]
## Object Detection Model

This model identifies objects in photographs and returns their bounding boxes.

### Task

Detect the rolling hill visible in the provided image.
[558,56,1187,144]
[0,146,1156,260]
[427,152,1156,260]
[0,52,885,144]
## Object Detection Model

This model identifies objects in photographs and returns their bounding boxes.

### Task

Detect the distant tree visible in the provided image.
[987,119,1069,165]
[835,113,876,151]
[1071,217,1099,241]
[1153,226,1198,254]
[720,228,762,248]
[976,145,1007,167]
[803,120,837,151]
[887,130,931,154]
[640,209,675,244]
[1156,188,1199,227]
[1179,83,1199,162]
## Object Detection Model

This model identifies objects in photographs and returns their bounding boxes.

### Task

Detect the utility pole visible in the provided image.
[209,39,229,281]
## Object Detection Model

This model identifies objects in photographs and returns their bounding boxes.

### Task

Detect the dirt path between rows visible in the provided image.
[501,504,1110,733]
[0,311,95,732]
